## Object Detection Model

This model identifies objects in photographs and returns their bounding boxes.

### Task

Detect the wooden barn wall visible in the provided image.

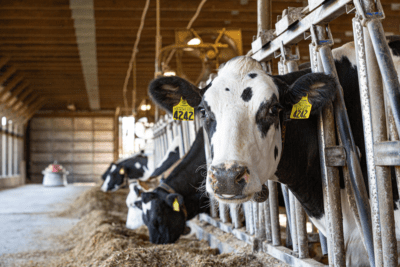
[29,116,114,184]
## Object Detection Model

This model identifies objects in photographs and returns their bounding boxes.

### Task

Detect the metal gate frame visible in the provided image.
[151,0,400,265]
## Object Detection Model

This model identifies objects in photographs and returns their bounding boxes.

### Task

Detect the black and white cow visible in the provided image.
[149,39,400,265]
[101,152,150,192]
[135,129,209,244]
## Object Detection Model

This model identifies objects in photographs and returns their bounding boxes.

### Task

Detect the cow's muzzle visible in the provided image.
[208,163,249,199]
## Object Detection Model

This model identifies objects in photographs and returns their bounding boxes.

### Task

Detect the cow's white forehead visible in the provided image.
[204,56,278,110]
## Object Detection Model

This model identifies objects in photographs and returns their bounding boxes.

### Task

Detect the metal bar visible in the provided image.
[252,0,352,62]
[281,184,293,248]
[364,23,398,266]
[319,40,375,267]
[386,98,400,211]
[229,204,243,229]
[219,202,230,223]
[311,42,345,266]
[366,20,400,135]
[289,190,298,252]
[258,202,266,240]
[257,0,271,37]
[295,198,309,259]
[264,198,273,243]
[352,20,384,267]
[374,141,400,166]
[268,180,281,246]
[319,232,329,255]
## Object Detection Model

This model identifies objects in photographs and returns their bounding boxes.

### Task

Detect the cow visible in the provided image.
[126,155,184,229]
[148,39,400,265]
[101,152,150,192]
[135,128,209,244]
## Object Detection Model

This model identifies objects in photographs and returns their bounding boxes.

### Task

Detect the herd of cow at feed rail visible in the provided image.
[99,37,400,266]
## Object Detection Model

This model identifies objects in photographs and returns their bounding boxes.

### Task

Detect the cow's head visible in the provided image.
[136,189,190,244]
[101,155,149,192]
[149,56,336,203]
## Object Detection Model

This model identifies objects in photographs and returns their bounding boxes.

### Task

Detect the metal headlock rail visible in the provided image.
[152,114,200,166]
[151,0,400,266]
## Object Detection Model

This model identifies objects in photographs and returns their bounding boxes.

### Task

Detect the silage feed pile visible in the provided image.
[0,187,288,267]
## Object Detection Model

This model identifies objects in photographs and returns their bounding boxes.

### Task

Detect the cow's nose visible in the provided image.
[209,163,249,196]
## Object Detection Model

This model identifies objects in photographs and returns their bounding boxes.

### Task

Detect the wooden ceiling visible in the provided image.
[0,0,399,120]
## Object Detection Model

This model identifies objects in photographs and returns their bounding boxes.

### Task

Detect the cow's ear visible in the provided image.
[148,76,203,113]
[274,72,336,114]
[141,192,158,203]
[165,193,185,211]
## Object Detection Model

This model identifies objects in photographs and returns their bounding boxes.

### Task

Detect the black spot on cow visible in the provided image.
[225,88,230,91]
[249,73,257,79]
[255,94,280,138]
[200,100,217,142]
[241,87,253,102]
[274,146,278,160]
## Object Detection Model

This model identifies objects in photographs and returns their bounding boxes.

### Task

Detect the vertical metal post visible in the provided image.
[257,0,271,37]
[253,201,265,242]
[264,199,272,243]
[354,18,398,266]
[295,199,309,258]
[219,202,230,223]
[230,204,243,229]
[281,184,292,248]
[177,121,185,156]
[310,42,344,266]
[364,20,400,133]
[319,42,375,267]
[268,180,281,246]
[289,191,298,252]
[258,202,266,240]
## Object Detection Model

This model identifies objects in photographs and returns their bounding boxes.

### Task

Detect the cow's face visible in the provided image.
[149,56,336,204]
[101,156,149,192]
[101,163,119,192]
[137,190,190,244]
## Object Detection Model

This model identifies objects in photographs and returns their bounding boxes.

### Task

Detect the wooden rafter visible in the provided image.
[0,74,23,99]
[0,66,17,86]
[1,81,29,105]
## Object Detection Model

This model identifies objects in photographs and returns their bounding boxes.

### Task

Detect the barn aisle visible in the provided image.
[0,185,92,256]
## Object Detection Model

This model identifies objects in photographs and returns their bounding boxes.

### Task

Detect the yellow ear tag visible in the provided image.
[119,168,125,175]
[173,97,194,121]
[290,95,312,119]
[173,198,180,212]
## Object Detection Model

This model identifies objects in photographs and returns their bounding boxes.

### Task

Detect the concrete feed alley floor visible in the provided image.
[0,184,91,256]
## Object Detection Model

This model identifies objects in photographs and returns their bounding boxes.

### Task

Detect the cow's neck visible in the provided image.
[163,129,210,219]
[276,117,325,219]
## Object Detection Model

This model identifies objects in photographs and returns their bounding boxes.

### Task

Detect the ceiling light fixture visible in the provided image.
[187,38,201,45]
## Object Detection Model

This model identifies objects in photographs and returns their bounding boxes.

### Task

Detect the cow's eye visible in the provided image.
[198,107,207,119]
[269,104,282,116]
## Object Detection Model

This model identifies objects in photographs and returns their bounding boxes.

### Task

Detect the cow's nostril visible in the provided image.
[234,167,248,184]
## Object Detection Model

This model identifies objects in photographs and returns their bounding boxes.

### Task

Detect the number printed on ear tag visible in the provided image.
[173,97,194,121]
[173,198,180,212]
[290,95,312,119]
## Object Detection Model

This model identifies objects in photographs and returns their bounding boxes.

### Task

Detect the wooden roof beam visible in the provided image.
[1,81,29,105]
[0,66,17,85]
[0,74,23,99]
[8,87,33,110]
